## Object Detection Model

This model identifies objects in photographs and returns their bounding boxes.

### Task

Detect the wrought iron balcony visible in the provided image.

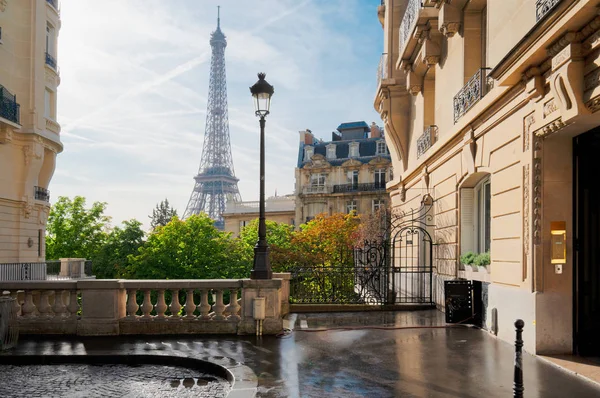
[399,0,422,53]
[377,53,388,87]
[332,182,386,194]
[417,125,438,158]
[45,52,57,70]
[0,85,20,125]
[453,68,493,123]
[34,186,50,202]
[536,0,561,22]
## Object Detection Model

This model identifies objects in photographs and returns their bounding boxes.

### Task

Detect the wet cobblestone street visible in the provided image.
[0,364,229,398]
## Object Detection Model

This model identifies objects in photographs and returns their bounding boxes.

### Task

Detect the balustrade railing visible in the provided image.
[0,85,20,125]
[377,53,388,86]
[536,0,561,22]
[34,186,50,202]
[453,68,493,123]
[302,185,331,194]
[417,125,438,158]
[333,182,386,194]
[45,52,57,70]
[0,276,290,336]
[399,0,422,53]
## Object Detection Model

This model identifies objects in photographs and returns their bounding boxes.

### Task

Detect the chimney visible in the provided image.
[370,122,381,138]
[300,129,314,145]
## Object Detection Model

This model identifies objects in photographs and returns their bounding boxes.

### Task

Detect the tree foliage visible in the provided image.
[46,196,110,260]
[123,214,251,280]
[93,219,145,279]
[149,198,178,230]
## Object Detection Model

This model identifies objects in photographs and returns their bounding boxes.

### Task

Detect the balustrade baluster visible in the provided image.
[9,291,21,317]
[21,290,36,318]
[52,290,67,317]
[213,289,226,320]
[67,290,79,317]
[226,289,241,321]
[126,289,139,317]
[199,290,211,320]
[155,289,168,318]
[38,291,52,318]
[141,289,153,318]
[185,289,196,319]
[169,289,181,318]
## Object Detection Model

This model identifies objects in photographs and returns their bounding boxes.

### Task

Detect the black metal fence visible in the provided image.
[332,182,386,194]
[0,85,20,125]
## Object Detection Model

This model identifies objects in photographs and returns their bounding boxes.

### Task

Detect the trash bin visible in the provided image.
[0,297,19,350]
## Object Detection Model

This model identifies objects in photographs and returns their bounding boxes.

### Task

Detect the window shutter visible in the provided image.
[460,188,475,254]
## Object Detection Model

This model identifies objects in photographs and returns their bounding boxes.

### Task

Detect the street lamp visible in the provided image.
[249,72,274,279]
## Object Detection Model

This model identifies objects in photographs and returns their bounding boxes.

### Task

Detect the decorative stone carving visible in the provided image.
[400,184,406,202]
[523,164,530,255]
[534,118,565,138]
[0,126,13,144]
[532,135,543,246]
[523,113,535,151]
[586,96,600,113]
[439,22,460,37]
[38,207,50,225]
[546,32,582,58]
[422,166,430,189]
[462,127,476,175]
[543,99,558,118]
[0,0,7,12]
[23,202,33,219]
[423,55,440,67]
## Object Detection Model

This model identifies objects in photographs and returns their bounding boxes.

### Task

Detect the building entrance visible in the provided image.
[574,128,600,356]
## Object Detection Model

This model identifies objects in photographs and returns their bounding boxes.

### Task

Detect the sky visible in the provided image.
[53,0,384,229]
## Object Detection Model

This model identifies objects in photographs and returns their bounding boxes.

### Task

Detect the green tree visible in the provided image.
[93,219,145,279]
[46,196,110,260]
[124,214,251,280]
[149,198,178,229]
[238,219,295,272]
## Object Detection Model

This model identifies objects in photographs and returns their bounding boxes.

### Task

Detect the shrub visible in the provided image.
[473,252,491,266]
[460,251,477,265]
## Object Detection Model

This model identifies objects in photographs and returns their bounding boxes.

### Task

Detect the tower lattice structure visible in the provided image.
[184,9,241,228]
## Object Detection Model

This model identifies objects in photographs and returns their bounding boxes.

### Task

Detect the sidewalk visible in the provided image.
[1,310,599,397]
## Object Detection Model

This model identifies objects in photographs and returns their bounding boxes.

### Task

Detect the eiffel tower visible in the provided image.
[183,7,241,229]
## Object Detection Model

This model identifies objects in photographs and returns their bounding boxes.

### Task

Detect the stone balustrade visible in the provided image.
[0,276,290,336]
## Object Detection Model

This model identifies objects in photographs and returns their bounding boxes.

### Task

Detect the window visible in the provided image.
[44,88,56,119]
[346,200,357,214]
[38,229,43,257]
[460,176,491,255]
[304,146,314,161]
[374,168,386,188]
[46,23,55,56]
[373,199,385,212]
[239,220,250,230]
[376,141,387,155]
[326,144,336,159]
[349,142,359,157]
[310,173,326,187]
[347,170,358,187]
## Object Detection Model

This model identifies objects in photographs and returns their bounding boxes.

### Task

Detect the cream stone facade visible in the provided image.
[222,195,296,237]
[376,0,600,355]
[295,122,392,225]
[0,0,62,262]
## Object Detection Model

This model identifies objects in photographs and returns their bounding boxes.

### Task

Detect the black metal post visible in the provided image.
[251,116,272,279]
[513,319,525,398]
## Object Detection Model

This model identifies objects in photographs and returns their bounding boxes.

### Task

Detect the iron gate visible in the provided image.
[290,195,435,306]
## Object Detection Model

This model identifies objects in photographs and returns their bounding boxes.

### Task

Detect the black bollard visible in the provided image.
[513,319,525,398]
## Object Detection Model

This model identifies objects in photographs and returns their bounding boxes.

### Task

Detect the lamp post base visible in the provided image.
[251,245,272,280]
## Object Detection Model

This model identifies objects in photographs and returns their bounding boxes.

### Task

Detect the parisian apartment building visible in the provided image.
[294,121,392,224]
[0,0,62,262]
[376,0,600,355]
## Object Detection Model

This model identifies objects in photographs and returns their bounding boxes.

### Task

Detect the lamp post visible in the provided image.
[250,73,274,279]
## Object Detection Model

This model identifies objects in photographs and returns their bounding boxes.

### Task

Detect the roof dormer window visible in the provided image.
[349,142,359,158]
[376,140,387,155]
[326,144,336,159]
[304,146,314,162]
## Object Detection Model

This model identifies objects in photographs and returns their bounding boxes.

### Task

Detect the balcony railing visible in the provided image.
[46,0,59,11]
[399,0,422,53]
[0,85,20,125]
[417,125,438,158]
[0,274,290,336]
[377,53,388,87]
[536,0,561,22]
[34,186,50,202]
[453,68,493,123]
[0,260,94,281]
[302,185,332,195]
[332,182,386,194]
[45,52,57,70]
